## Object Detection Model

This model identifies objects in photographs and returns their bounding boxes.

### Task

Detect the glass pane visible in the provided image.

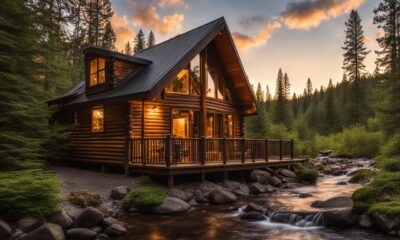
[207,68,216,98]
[225,114,233,137]
[98,70,105,84]
[98,57,105,70]
[90,59,98,86]
[172,109,189,138]
[92,108,104,132]
[90,73,97,86]
[166,68,189,94]
[190,55,201,95]
[206,113,214,137]
[215,114,223,137]
[217,74,224,100]
[191,111,201,138]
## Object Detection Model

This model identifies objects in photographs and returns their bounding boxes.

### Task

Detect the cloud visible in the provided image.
[238,15,265,29]
[232,21,281,51]
[157,0,188,8]
[132,5,184,35]
[110,14,135,51]
[364,36,371,45]
[280,0,366,30]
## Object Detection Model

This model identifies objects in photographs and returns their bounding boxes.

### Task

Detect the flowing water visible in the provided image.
[120,162,396,240]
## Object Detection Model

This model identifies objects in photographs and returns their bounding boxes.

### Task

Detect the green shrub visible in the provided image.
[122,186,166,210]
[348,169,377,183]
[295,164,318,184]
[352,186,379,212]
[378,157,400,172]
[368,196,400,217]
[381,133,400,158]
[0,169,63,218]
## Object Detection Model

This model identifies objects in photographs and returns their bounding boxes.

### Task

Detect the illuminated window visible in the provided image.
[207,67,216,98]
[89,57,106,86]
[91,107,104,132]
[206,113,214,137]
[224,114,233,137]
[215,114,223,137]
[190,55,201,95]
[166,68,189,94]
[172,109,189,138]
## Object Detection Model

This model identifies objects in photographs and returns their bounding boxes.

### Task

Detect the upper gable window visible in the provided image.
[166,68,189,94]
[190,55,201,95]
[207,67,217,98]
[89,57,106,86]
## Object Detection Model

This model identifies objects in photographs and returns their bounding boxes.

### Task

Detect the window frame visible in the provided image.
[89,57,106,87]
[91,106,105,133]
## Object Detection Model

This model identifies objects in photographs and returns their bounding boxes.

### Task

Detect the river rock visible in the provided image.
[20,223,64,240]
[279,169,296,178]
[17,216,42,233]
[244,203,264,213]
[223,180,241,191]
[234,188,249,197]
[319,150,332,156]
[372,212,400,232]
[48,210,74,229]
[69,191,102,208]
[264,167,275,175]
[208,189,237,204]
[11,228,24,240]
[90,226,103,234]
[194,189,208,203]
[75,207,104,228]
[323,209,359,228]
[268,176,282,187]
[66,228,97,240]
[250,169,270,184]
[240,211,266,221]
[0,219,12,239]
[152,197,190,214]
[358,215,372,228]
[311,196,353,208]
[166,188,193,202]
[104,224,127,236]
[103,217,124,228]
[336,181,348,185]
[97,233,109,240]
[110,186,129,200]
[249,182,265,194]
[299,193,313,198]
[331,169,346,176]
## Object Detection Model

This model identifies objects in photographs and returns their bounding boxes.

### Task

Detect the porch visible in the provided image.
[127,136,306,186]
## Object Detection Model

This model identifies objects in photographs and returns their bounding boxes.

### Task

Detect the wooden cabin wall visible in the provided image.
[113,59,137,84]
[60,102,129,165]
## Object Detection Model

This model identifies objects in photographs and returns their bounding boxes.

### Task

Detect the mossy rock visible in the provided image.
[122,186,167,210]
[295,164,318,184]
[68,191,102,208]
[348,169,377,184]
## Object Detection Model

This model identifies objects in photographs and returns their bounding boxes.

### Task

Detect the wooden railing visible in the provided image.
[130,136,294,166]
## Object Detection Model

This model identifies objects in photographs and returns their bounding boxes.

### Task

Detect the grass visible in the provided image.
[378,157,400,172]
[368,196,400,217]
[294,163,318,184]
[348,169,377,183]
[122,186,167,210]
[0,169,63,218]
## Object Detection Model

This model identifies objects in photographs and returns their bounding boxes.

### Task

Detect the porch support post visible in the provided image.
[241,138,245,163]
[223,171,228,182]
[279,139,283,160]
[200,136,206,165]
[167,175,174,188]
[265,138,269,162]
[291,139,294,159]
[125,101,131,176]
[222,137,227,165]
[200,50,207,137]
[165,134,171,167]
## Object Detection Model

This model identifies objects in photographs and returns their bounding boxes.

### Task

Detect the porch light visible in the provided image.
[152,106,159,113]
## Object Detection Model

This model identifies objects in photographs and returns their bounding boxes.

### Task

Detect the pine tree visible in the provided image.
[147,30,156,48]
[265,85,272,111]
[101,21,116,50]
[255,82,264,102]
[342,10,370,125]
[283,73,290,99]
[124,41,133,55]
[84,0,113,47]
[133,29,146,53]
[323,79,341,134]
[272,69,292,128]
[69,0,86,84]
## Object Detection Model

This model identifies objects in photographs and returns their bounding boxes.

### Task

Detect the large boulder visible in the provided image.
[48,210,74,229]
[104,224,127,236]
[311,196,353,208]
[166,188,192,202]
[208,189,237,204]
[372,212,400,232]
[240,211,266,221]
[68,191,102,208]
[243,203,264,213]
[279,169,296,178]
[75,207,104,228]
[358,215,372,228]
[65,228,97,240]
[250,170,270,184]
[103,217,124,228]
[152,197,190,214]
[193,189,208,203]
[0,219,12,239]
[249,183,266,194]
[233,185,250,198]
[20,223,64,240]
[110,186,129,200]
[97,233,109,240]
[267,176,282,187]
[223,180,242,191]
[323,209,359,228]
[17,216,42,233]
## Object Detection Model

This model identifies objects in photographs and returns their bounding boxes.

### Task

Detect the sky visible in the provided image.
[109,0,382,95]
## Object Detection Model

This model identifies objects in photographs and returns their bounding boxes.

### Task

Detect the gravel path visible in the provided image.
[51,166,141,199]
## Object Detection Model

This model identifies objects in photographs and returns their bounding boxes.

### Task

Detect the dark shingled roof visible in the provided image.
[49,17,256,113]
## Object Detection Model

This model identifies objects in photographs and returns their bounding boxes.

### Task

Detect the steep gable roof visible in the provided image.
[49,17,256,114]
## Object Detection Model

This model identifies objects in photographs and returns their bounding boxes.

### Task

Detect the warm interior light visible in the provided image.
[152,106,158,113]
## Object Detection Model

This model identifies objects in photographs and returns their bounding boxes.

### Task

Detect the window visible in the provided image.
[190,55,201,95]
[91,107,104,132]
[89,57,106,86]
[215,114,223,137]
[217,74,224,100]
[224,114,233,137]
[191,111,201,137]
[206,113,214,137]
[207,67,217,98]
[166,68,189,94]
[172,109,190,138]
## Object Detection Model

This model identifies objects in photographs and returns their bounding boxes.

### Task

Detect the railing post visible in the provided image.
[265,138,269,162]
[200,136,206,165]
[165,134,171,167]
[222,138,227,165]
[279,139,283,160]
[241,138,246,163]
[252,141,256,163]
[291,139,294,159]
[141,138,146,166]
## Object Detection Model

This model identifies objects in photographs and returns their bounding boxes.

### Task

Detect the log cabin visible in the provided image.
[48,17,303,186]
